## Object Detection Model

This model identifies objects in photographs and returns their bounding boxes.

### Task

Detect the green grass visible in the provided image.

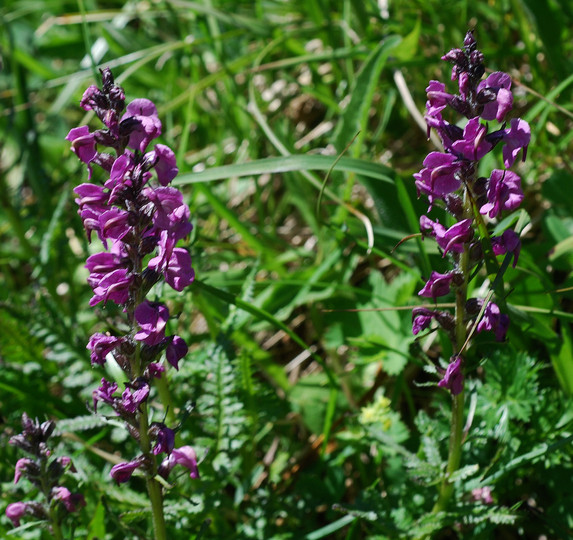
[1,0,573,538]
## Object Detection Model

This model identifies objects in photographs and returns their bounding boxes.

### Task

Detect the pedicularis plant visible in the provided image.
[412,31,530,512]
[66,68,198,539]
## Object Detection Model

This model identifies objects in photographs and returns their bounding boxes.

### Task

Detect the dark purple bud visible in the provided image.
[465,297,482,316]
[464,31,476,49]
[110,458,143,484]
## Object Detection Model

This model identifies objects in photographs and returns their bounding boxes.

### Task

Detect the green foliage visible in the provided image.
[1,0,572,538]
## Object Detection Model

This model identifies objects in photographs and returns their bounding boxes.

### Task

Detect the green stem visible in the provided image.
[139,404,167,540]
[432,192,472,513]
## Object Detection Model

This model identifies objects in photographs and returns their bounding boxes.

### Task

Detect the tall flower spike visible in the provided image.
[68,69,198,536]
[412,31,529,393]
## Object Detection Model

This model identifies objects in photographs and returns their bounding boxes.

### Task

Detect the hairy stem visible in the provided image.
[432,192,472,513]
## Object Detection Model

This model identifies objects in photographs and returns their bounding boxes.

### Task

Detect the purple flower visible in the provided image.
[14,458,34,484]
[412,307,437,335]
[451,118,492,161]
[151,424,176,455]
[74,183,109,242]
[66,126,97,179]
[414,152,461,206]
[477,72,513,122]
[438,355,464,395]
[87,333,124,365]
[420,216,473,256]
[501,118,530,168]
[110,459,142,484]
[99,208,132,242]
[150,144,179,186]
[89,268,133,307]
[80,85,101,111]
[163,248,194,291]
[472,486,494,504]
[426,80,453,117]
[166,335,188,370]
[147,362,166,379]
[159,445,199,480]
[424,113,464,150]
[476,302,510,341]
[92,378,118,412]
[122,381,150,413]
[134,301,169,345]
[52,487,85,513]
[491,229,521,267]
[418,271,455,300]
[5,502,28,527]
[480,169,523,219]
[122,98,162,152]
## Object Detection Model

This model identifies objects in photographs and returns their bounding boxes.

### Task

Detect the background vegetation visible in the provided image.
[1,0,572,538]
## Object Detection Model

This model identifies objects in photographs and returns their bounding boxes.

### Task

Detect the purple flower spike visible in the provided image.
[476,302,510,341]
[6,502,29,528]
[110,459,142,484]
[134,301,169,346]
[501,118,530,168]
[418,271,455,300]
[438,355,464,395]
[166,335,188,370]
[480,169,523,219]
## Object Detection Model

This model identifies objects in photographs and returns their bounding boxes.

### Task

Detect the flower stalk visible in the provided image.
[66,68,200,537]
[411,31,530,511]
